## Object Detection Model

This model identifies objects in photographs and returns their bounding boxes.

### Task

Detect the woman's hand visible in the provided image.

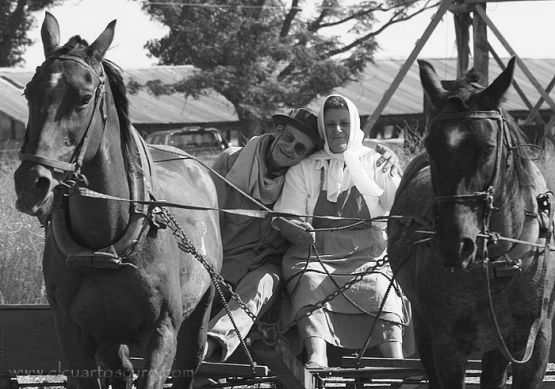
[275,217,315,245]
[375,143,400,176]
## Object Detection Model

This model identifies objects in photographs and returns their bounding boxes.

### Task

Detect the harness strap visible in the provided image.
[20,54,107,176]
[19,154,76,173]
[71,185,374,222]
[149,144,273,213]
[485,249,551,364]
[486,190,555,364]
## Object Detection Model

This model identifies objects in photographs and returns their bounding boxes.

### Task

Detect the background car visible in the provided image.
[145,126,231,164]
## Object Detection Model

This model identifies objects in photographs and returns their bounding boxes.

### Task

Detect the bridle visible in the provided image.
[429,110,509,262]
[20,54,108,182]
[428,109,555,364]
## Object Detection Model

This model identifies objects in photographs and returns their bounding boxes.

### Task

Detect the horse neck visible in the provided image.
[67,80,131,249]
[490,151,526,241]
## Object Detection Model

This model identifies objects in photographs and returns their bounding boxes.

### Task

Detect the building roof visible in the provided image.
[0,76,28,123]
[1,58,555,126]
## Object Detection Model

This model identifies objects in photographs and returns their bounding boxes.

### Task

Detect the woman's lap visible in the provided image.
[297,308,402,350]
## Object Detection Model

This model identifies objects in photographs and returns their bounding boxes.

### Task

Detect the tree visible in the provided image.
[0,0,61,67]
[140,0,439,142]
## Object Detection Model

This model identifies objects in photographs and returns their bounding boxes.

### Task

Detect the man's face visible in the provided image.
[270,125,316,169]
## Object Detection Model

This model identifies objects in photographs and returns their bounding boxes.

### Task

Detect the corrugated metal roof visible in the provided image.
[0,78,28,123]
[1,59,555,125]
[305,58,555,116]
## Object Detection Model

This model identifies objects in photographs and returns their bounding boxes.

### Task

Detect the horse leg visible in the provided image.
[420,317,468,389]
[137,314,179,389]
[432,343,466,389]
[54,317,103,389]
[481,349,509,389]
[413,312,441,388]
[95,344,134,389]
[172,285,215,389]
[511,319,552,389]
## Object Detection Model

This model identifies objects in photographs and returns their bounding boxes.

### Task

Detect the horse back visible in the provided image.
[149,145,222,270]
[387,153,434,298]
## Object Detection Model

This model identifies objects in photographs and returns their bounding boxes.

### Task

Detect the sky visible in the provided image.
[20,0,555,70]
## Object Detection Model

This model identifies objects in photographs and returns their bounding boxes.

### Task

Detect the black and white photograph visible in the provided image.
[1,1,555,388]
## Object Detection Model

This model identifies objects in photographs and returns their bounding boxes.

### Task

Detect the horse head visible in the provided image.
[419,57,529,270]
[14,12,117,222]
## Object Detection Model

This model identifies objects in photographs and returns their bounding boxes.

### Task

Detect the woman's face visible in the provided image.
[324,107,350,153]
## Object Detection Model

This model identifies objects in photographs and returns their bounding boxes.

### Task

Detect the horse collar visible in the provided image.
[50,127,158,272]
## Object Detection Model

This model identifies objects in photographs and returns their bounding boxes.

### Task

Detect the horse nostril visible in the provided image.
[35,176,51,196]
[459,237,476,268]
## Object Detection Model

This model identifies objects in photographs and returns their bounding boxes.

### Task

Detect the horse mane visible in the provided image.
[503,112,540,188]
[101,59,133,157]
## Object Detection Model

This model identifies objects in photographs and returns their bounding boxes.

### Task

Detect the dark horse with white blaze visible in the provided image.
[13,13,222,389]
[388,57,555,388]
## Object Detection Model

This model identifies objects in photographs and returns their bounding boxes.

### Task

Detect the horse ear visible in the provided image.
[41,11,60,58]
[87,20,117,62]
[478,57,516,109]
[418,59,446,107]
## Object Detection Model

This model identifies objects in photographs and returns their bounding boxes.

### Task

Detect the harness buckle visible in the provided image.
[149,206,168,229]
[537,191,554,241]
[488,257,522,279]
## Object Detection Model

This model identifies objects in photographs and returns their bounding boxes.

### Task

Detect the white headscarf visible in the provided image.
[309,94,384,202]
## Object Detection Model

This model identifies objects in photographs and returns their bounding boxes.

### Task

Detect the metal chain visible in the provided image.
[272,256,390,343]
[155,207,258,373]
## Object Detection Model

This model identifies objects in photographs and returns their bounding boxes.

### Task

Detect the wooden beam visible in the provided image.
[488,43,543,124]
[362,0,455,136]
[474,4,555,115]
[472,3,489,85]
[453,10,471,78]
[524,73,555,124]
[342,356,482,371]
[197,362,269,378]
[543,115,555,141]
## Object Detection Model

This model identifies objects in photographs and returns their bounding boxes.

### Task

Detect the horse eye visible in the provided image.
[485,145,495,155]
[79,94,93,107]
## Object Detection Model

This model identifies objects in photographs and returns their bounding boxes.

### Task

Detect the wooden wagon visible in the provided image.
[2,304,555,389]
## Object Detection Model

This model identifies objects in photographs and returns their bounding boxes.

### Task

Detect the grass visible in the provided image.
[0,151,46,304]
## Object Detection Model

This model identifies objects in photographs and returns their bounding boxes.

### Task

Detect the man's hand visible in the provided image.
[375,143,401,176]
[275,217,315,246]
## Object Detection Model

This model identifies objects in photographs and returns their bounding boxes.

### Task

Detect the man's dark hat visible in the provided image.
[272,108,323,149]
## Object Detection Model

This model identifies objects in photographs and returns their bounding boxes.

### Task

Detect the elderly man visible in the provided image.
[203,108,322,362]
[203,108,399,363]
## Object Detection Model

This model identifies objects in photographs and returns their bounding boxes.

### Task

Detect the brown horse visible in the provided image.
[388,58,555,388]
[13,12,222,389]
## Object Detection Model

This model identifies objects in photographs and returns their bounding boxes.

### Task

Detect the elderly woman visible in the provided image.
[273,94,406,369]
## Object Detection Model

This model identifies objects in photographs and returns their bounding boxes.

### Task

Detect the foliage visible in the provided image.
[0,0,62,67]
[139,0,438,142]
[0,149,46,304]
